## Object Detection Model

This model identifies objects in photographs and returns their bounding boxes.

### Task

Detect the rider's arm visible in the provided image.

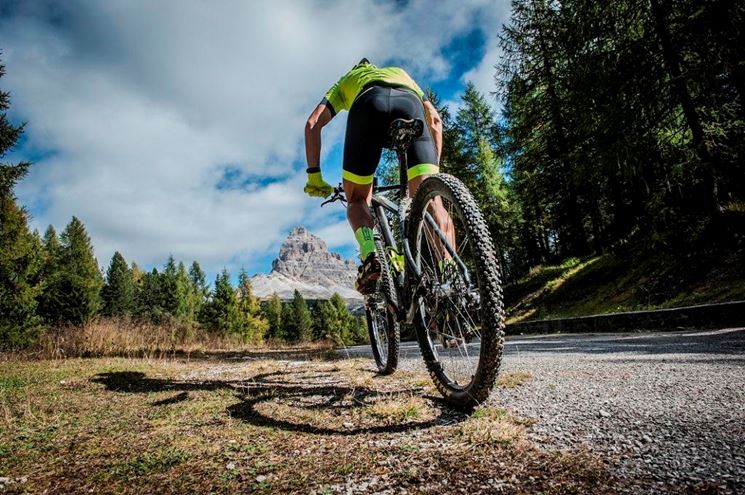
[304,103,334,170]
[423,100,443,162]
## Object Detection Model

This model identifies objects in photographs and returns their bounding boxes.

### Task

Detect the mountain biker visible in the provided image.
[303,58,444,294]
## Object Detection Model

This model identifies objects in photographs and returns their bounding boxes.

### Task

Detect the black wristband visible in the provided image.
[306,167,321,174]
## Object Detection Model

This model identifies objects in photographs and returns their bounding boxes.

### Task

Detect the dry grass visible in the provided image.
[0,356,621,494]
[22,319,334,360]
[365,396,430,424]
[457,407,535,446]
[497,370,534,388]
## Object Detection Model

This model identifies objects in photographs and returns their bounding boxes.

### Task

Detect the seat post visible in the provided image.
[397,149,408,198]
[387,118,423,199]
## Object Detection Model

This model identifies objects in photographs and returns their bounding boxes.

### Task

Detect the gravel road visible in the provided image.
[341,328,745,494]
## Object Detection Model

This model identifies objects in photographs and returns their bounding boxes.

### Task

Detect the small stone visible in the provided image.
[599,409,611,418]
[256,475,268,483]
[226,462,236,470]
[343,422,354,429]
[642,435,652,444]
[0,477,10,486]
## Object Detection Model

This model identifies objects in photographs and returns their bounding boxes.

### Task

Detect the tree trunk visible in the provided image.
[534,0,589,255]
[650,0,722,219]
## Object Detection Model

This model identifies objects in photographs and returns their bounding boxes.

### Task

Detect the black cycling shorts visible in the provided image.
[342,85,438,185]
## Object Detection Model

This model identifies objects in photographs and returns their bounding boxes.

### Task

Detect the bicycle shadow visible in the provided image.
[91,367,469,436]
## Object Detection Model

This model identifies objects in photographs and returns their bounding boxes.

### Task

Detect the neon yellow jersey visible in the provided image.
[322,63,425,116]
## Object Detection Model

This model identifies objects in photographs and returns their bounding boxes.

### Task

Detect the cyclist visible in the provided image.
[303,58,445,294]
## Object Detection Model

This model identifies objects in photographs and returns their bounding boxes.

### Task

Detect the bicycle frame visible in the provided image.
[369,147,467,324]
[323,120,469,325]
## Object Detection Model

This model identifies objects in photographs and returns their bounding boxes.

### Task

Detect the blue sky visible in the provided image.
[0,0,510,282]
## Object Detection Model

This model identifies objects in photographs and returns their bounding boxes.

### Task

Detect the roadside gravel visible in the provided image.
[396,328,745,494]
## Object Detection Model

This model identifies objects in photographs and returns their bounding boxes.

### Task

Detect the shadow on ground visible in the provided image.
[92,367,468,436]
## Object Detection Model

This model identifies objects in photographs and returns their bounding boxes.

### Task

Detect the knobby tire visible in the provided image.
[408,173,505,409]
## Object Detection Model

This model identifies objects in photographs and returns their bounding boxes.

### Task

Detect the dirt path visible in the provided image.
[347,328,745,493]
[2,328,741,493]
[2,355,614,494]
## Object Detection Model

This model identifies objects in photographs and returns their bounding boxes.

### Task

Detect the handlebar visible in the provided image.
[321,184,346,207]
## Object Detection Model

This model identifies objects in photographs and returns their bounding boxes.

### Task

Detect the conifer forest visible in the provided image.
[2,0,744,349]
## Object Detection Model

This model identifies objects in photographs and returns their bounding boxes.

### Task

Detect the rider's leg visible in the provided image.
[408,174,456,252]
[344,178,380,294]
[344,179,373,230]
[343,179,375,260]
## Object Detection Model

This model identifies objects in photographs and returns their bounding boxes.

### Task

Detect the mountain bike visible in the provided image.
[323,118,505,409]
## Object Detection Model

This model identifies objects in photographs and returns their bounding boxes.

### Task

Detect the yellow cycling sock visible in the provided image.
[355,226,376,260]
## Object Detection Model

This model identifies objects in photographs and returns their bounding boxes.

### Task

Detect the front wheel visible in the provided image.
[366,239,400,374]
[408,173,505,409]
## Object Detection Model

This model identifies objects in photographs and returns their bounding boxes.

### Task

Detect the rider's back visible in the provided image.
[323,63,425,116]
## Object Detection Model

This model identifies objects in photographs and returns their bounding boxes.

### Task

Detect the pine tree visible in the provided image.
[331,293,355,344]
[312,294,357,345]
[262,293,284,340]
[310,301,325,341]
[135,268,163,321]
[0,57,44,346]
[280,302,294,342]
[160,255,189,322]
[0,169,43,346]
[454,85,512,230]
[292,290,313,342]
[187,261,209,323]
[130,262,142,284]
[101,251,134,317]
[282,290,312,342]
[200,269,240,334]
[47,217,104,325]
[236,269,268,343]
[315,300,338,342]
[176,261,192,322]
[41,226,61,273]
[350,316,369,345]
[36,225,62,323]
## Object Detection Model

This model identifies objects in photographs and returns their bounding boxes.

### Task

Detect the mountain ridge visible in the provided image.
[251,226,363,306]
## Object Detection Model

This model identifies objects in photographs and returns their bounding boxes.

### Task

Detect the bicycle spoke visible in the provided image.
[409,174,505,407]
[414,193,486,388]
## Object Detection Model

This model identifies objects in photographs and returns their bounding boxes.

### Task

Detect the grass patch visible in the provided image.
[505,247,745,323]
[19,318,336,360]
[497,371,533,388]
[0,377,25,391]
[109,448,189,477]
[0,356,619,494]
[365,396,427,423]
[458,407,534,446]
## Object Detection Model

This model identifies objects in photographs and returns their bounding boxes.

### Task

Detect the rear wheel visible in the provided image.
[366,239,400,374]
[408,173,505,409]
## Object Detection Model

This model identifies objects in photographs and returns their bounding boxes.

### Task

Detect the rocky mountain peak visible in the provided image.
[271,225,356,282]
[251,226,362,307]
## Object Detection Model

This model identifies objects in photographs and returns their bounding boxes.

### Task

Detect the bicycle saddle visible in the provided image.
[386,118,424,151]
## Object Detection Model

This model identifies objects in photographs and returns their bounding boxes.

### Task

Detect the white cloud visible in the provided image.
[460,1,512,113]
[462,42,504,111]
[1,0,511,276]
[314,220,356,251]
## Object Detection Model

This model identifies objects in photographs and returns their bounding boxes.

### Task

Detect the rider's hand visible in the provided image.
[304,170,333,198]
